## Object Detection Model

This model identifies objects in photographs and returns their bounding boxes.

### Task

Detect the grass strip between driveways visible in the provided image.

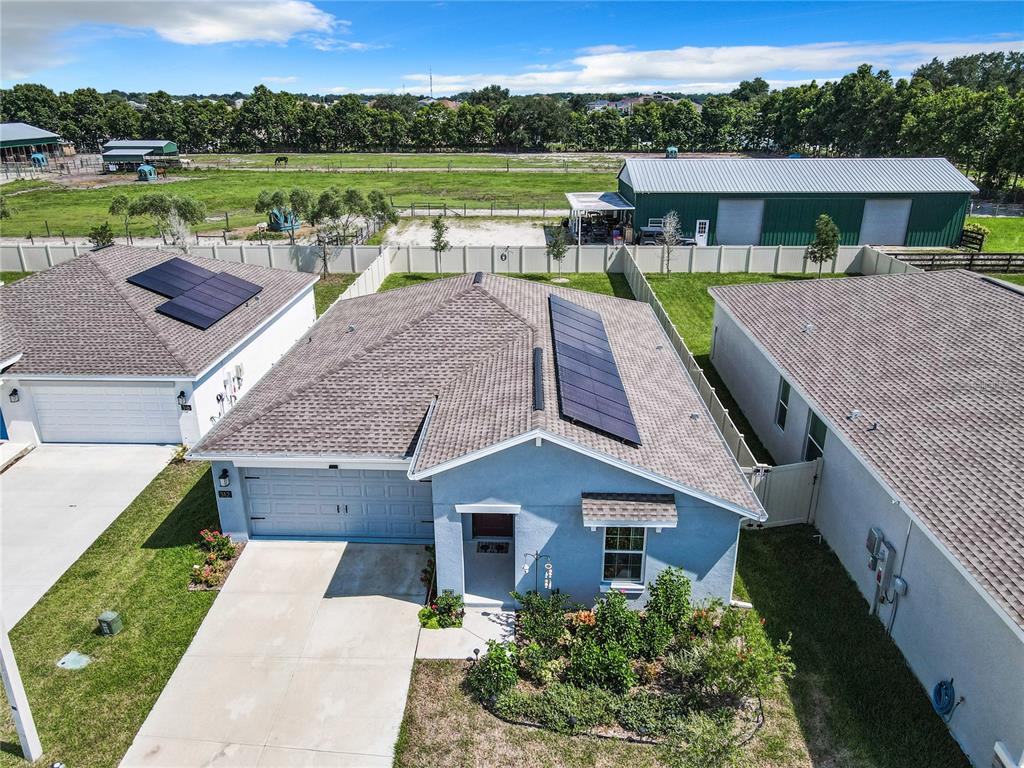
[0,460,218,768]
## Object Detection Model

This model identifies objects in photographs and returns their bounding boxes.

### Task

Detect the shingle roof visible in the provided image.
[194,274,762,517]
[582,492,678,525]
[0,245,317,377]
[0,122,60,145]
[710,270,1024,630]
[620,157,978,195]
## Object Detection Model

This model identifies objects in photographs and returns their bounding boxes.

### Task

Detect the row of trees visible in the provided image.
[2,53,1021,191]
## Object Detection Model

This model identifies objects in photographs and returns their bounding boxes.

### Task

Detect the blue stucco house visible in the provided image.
[191,274,764,608]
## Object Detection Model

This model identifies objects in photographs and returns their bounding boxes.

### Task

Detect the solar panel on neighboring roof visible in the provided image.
[156,272,262,330]
[126,257,216,298]
[548,294,641,445]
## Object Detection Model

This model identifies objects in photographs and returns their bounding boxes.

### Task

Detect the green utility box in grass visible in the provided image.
[98,610,123,636]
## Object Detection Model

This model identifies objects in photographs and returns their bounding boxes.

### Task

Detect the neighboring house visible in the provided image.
[0,122,68,163]
[708,270,1024,768]
[0,245,317,447]
[190,274,765,608]
[101,138,179,167]
[616,157,978,247]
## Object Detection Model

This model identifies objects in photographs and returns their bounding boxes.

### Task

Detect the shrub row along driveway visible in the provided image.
[120,541,428,768]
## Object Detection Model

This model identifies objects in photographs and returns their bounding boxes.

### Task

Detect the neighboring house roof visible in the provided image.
[619,157,979,195]
[710,270,1024,631]
[581,492,678,527]
[193,274,763,517]
[0,245,317,378]
[0,122,60,147]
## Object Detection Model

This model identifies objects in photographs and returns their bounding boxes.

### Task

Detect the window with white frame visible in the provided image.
[804,412,827,461]
[603,527,646,583]
[775,378,791,430]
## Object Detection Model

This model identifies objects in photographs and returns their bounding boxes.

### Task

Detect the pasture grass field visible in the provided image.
[0,168,614,238]
[189,151,624,171]
[967,215,1024,252]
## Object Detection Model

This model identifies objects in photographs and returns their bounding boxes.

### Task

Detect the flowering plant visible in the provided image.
[199,529,237,560]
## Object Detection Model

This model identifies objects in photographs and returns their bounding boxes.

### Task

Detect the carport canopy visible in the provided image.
[564,192,635,215]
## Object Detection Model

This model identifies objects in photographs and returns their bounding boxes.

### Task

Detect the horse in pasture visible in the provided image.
[155,167,167,179]
[274,156,289,167]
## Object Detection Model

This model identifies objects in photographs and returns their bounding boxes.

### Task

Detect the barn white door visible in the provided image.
[715,199,765,245]
[243,467,434,539]
[859,199,912,245]
[30,381,180,443]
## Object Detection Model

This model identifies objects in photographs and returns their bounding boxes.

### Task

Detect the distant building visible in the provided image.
[101,139,179,168]
[586,94,679,116]
[0,122,71,163]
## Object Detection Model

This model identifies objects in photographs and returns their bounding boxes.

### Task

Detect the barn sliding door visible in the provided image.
[859,199,911,245]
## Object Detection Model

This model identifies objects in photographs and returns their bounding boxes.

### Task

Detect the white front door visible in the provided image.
[29,381,181,443]
[859,199,912,245]
[243,467,434,539]
[694,219,710,246]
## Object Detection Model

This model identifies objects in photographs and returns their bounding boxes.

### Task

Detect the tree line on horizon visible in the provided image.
[2,52,1021,194]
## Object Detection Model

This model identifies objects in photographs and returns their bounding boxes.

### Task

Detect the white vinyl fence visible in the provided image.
[854,245,924,275]
[2,241,884,277]
[336,246,394,302]
[744,459,822,527]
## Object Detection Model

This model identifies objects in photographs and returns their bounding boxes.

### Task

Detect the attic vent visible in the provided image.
[532,347,545,411]
[472,271,484,285]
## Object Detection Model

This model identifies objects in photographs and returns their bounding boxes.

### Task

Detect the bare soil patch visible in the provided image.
[384,217,553,247]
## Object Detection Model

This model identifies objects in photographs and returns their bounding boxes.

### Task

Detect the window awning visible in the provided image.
[581,492,677,528]
[565,192,635,213]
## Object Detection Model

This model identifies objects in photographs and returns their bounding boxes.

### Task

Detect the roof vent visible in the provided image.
[848,409,861,421]
[346,324,356,333]
[472,271,484,285]
[689,413,700,421]
[802,322,816,334]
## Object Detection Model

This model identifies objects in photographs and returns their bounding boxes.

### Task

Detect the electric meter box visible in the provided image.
[98,610,123,636]
[875,541,897,593]
[866,527,884,556]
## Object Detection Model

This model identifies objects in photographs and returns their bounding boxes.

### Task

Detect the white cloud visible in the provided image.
[397,38,1024,95]
[262,76,299,84]
[1,0,340,80]
[307,37,387,52]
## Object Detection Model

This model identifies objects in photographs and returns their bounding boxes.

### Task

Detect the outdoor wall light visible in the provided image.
[177,390,187,409]
[8,388,18,403]
[218,469,231,488]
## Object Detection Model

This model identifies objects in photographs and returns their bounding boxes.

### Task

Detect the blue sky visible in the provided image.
[2,1,1022,95]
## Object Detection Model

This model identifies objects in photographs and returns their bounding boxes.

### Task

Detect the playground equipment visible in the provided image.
[268,207,300,232]
[137,164,157,181]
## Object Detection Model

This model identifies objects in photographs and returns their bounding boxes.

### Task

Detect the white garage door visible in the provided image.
[715,199,765,245]
[859,199,912,245]
[243,467,434,540]
[30,381,181,443]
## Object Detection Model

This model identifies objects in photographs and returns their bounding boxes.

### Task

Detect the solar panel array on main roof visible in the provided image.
[126,257,215,298]
[127,257,263,331]
[548,294,641,445]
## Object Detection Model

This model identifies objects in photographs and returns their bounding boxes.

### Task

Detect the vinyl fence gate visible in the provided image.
[745,459,821,527]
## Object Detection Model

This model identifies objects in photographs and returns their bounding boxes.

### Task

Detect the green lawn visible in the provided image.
[314,273,358,315]
[378,271,632,297]
[190,152,622,171]
[736,527,969,768]
[0,271,32,284]
[0,461,219,768]
[967,215,1024,252]
[0,168,614,238]
[990,273,1024,286]
[645,272,841,464]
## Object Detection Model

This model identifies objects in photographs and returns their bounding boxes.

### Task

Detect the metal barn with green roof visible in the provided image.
[615,157,977,248]
[0,122,64,163]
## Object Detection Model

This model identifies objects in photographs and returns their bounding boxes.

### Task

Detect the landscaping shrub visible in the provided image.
[511,589,575,654]
[467,640,518,703]
[617,690,693,738]
[639,611,675,660]
[418,590,464,628]
[646,567,693,634]
[593,589,641,657]
[198,528,237,560]
[519,640,564,685]
[523,682,620,734]
[962,221,990,241]
[191,558,226,587]
[245,229,285,241]
[660,710,743,768]
[88,221,114,247]
[564,634,636,693]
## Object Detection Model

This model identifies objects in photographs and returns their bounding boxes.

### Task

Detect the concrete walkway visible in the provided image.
[0,443,175,626]
[121,541,428,768]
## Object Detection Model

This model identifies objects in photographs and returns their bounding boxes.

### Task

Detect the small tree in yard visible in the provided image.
[662,209,682,273]
[126,193,206,243]
[807,213,840,274]
[547,225,569,281]
[88,221,114,248]
[430,216,451,267]
[109,194,133,242]
[367,190,398,232]
[308,187,371,277]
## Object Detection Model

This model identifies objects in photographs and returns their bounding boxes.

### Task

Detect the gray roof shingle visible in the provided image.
[710,270,1024,630]
[582,492,678,525]
[194,274,762,516]
[620,157,978,195]
[0,245,317,377]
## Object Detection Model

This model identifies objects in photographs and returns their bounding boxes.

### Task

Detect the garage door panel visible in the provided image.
[716,199,765,245]
[30,381,180,444]
[859,199,911,245]
[244,467,433,540]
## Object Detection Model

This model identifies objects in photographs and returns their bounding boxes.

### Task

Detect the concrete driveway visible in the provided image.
[0,443,175,626]
[121,541,428,768]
